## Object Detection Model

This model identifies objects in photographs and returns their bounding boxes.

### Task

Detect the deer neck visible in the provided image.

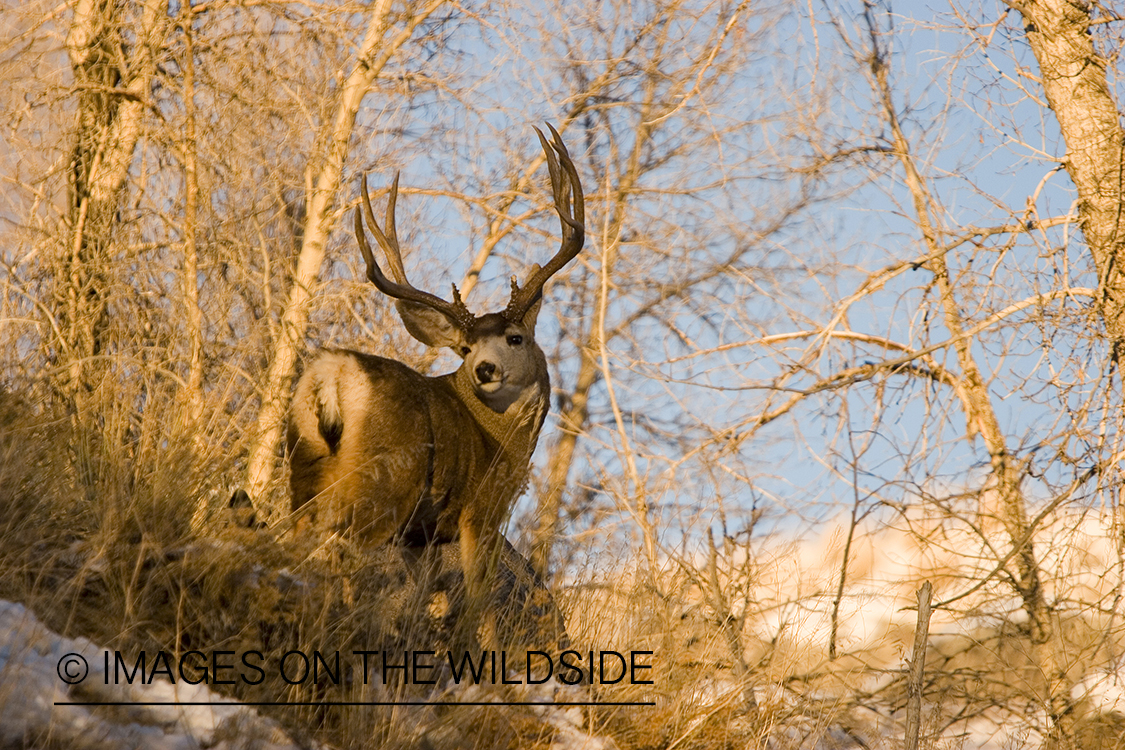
[448,366,548,461]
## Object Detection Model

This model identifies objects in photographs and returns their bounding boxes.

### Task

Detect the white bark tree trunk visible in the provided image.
[178,3,204,433]
[1001,3,1125,744]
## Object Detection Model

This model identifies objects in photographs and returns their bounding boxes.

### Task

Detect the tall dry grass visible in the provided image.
[3,383,1125,749]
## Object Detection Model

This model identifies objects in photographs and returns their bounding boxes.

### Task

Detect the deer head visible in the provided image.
[353,124,584,414]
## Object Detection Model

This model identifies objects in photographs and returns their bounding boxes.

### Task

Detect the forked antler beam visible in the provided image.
[354,174,475,329]
[504,124,586,322]
[353,123,584,327]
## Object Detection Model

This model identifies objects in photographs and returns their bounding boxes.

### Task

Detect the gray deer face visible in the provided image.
[395,302,544,413]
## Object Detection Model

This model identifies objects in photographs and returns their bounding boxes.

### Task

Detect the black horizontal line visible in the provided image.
[54,701,654,707]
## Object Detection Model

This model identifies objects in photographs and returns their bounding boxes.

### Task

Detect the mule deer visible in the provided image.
[287,126,583,639]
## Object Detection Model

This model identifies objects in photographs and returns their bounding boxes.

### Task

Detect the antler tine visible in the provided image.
[354,175,476,329]
[360,172,408,283]
[505,124,586,321]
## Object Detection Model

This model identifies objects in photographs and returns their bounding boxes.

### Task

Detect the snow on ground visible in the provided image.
[0,599,305,750]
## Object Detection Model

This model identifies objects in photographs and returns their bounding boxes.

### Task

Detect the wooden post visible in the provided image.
[905,581,933,750]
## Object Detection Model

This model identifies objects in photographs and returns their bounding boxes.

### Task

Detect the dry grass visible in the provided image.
[0,391,588,748]
[3,390,1125,750]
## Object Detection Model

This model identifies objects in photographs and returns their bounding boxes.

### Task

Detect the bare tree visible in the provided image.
[57,0,168,419]
[520,0,823,579]
[176,1,204,432]
[678,2,1125,744]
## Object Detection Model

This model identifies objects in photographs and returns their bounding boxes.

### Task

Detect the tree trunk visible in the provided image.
[999,3,1125,744]
[178,3,205,433]
[533,344,598,577]
[1007,0,1125,359]
[533,111,653,576]
[61,0,167,419]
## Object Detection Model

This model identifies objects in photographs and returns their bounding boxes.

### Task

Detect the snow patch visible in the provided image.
[0,599,305,750]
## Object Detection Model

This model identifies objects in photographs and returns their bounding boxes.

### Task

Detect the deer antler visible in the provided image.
[355,174,476,330]
[504,123,586,322]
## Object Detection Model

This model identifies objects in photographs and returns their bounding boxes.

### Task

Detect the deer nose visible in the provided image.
[475,361,497,382]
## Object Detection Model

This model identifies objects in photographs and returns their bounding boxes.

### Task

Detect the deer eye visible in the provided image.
[460,346,471,356]
[507,335,523,346]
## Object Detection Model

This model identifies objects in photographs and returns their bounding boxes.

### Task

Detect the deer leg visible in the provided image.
[457,511,503,653]
[459,500,515,659]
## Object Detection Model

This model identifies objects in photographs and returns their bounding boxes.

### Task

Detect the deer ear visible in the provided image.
[394,301,467,350]
[515,264,544,330]
[519,295,543,330]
